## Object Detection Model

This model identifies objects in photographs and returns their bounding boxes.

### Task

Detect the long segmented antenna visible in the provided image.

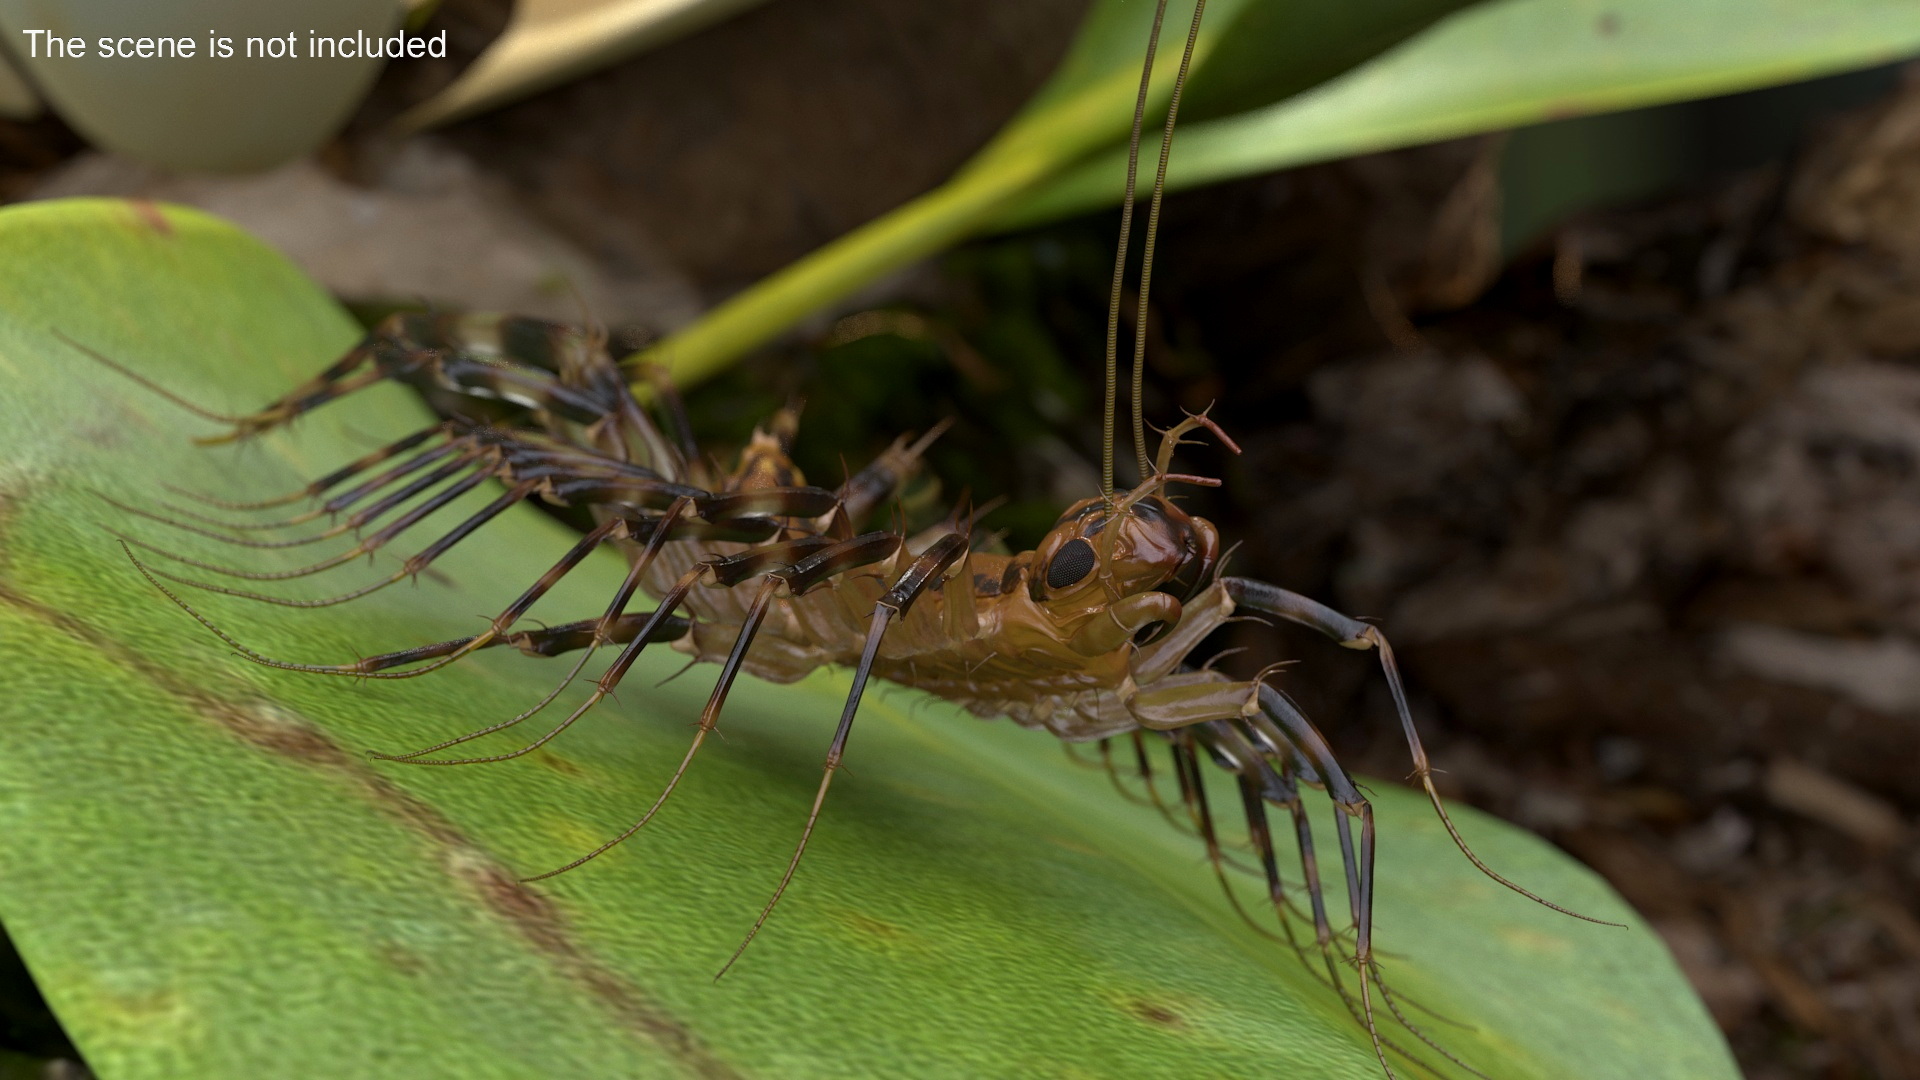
[1130,0,1208,482]
[1102,0,1172,497]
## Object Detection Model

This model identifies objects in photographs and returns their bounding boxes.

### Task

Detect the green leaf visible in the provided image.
[396,0,776,132]
[1001,0,1920,229]
[637,0,1483,390]
[0,199,1735,1079]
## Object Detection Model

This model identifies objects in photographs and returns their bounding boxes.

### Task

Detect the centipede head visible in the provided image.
[1031,407,1240,611]
[1029,489,1220,610]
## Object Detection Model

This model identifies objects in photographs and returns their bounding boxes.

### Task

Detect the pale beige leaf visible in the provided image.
[398,0,772,131]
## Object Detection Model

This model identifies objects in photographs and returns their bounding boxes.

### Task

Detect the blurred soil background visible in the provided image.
[5,1,1920,1077]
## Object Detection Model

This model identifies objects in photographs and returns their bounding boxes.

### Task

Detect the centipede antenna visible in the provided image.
[1129,0,1208,483]
[1102,0,1171,497]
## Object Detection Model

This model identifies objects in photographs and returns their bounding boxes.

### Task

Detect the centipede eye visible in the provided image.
[1045,538,1097,590]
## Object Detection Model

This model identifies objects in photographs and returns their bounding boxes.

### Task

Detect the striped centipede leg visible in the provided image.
[122,430,476,537]
[1130,675,1400,1075]
[1225,578,1619,934]
[522,532,906,883]
[1231,755,1315,959]
[375,499,699,762]
[716,531,970,978]
[1169,727,1303,947]
[1177,722,1322,951]
[121,508,629,681]
[126,453,496,585]
[1128,730,1199,836]
[1093,736,1199,843]
[342,608,693,674]
[1245,683,1413,1080]
[175,315,480,445]
[1188,721,1464,1072]
[129,471,530,611]
[1226,712,1482,1078]
[162,423,448,513]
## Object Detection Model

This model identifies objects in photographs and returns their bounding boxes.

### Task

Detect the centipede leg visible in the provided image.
[136,434,476,538]
[717,532,969,976]
[188,319,459,444]
[133,466,503,595]
[1063,742,1105,770]
[356,517,630,677]
[1172,726,1294,946]
[163,423,448,512]
[124,507,633,681]
[523,532,906,882]
[1225,738,1424,1031]
[1094,738,1153,808]
[1247,684,1401,1080]
[1130,676,1454,1074]
[113,432,481,553]
[1226,578,1618,931]
[132,472,529,612]
[1128,730,1198,835]
[1221,735,1318,961]
[377,499,698,760]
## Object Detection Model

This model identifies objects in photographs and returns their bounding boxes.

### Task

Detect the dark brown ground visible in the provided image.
[4,2,1918,1077]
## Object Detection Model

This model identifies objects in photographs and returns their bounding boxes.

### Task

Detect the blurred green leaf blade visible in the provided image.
[1002,0,1920,228]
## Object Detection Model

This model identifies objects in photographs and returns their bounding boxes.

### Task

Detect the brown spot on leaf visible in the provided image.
[377,942,426,976]
[126,199,172,235]
[534,750,583,777]
[840,910,903,940]
[1123,997,1186,1029]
